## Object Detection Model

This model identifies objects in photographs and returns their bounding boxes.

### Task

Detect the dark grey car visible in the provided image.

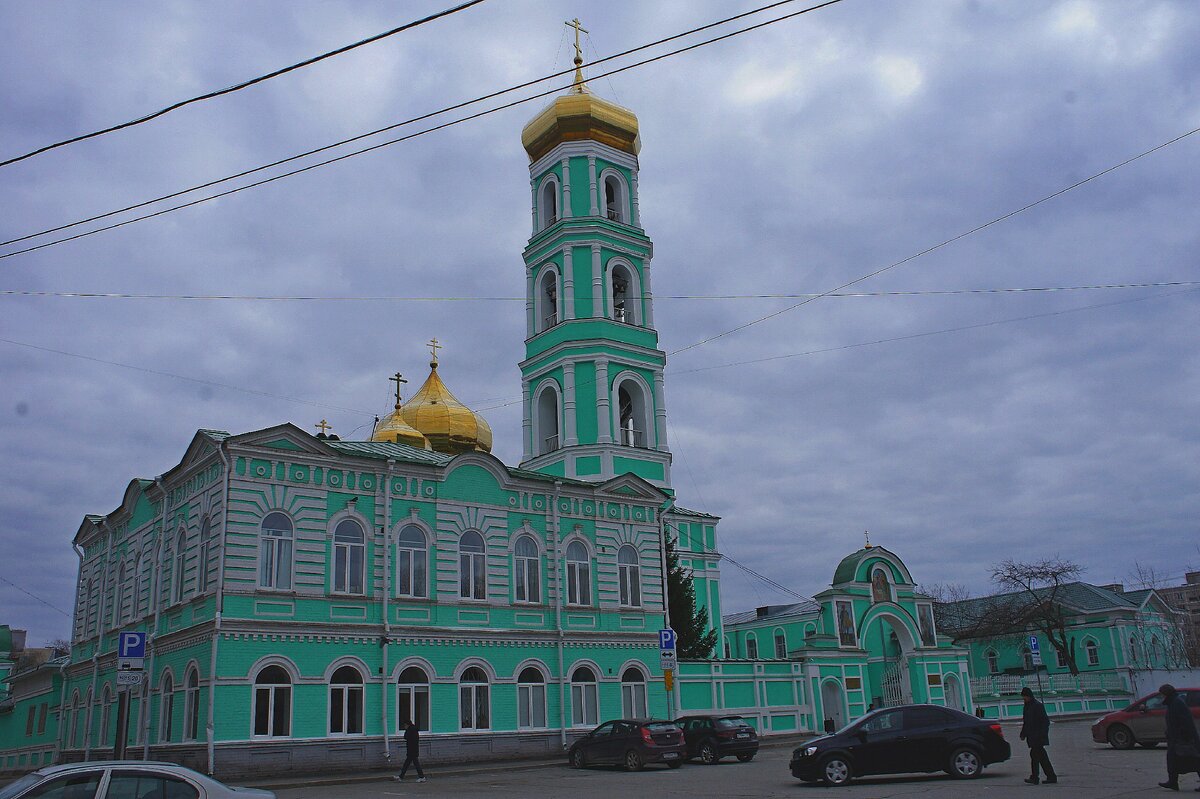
[0,762,275,799]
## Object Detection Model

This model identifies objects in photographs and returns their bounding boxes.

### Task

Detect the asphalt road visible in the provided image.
[271,721,1193,798]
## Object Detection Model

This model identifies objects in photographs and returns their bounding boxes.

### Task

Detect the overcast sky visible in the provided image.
[2,0,1197,646]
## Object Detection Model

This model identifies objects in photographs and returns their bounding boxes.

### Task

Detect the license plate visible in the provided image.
[737,732,749,739]
[663,752,678,759]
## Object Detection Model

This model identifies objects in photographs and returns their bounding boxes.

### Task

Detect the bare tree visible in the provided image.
[920,582,974,604]
[1127,561,1168,590]
[988,557,1084,675]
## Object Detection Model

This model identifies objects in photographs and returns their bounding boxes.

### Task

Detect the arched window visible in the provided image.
[985,648,999,674]
[746,635,759,660]
[333,519,366,595]
[99,685,113,746]
[112,563,126,627]
[172,528,187,604]
[538,268,560,331]
[620,667,647,718]
[459,667,490,730]
[609,262,638,324]
[396,525,428,598]
[260,512,293,590]
[459,531,486,600]
[539,178,558,230]
[253,665,292,738]
[132,554,143,620]
[723,641,732,659]
[603,173,626,223]
[871,567,892,603]
[617,545,641,607]
[67,691,80,748]
[517,666,547,729]
[183,668,201,742]
[329,665,364,735]
[566,541,591,606]
[514,536,540,603]
[616,380,650,448]
[159,673,175,743]
[398,666,430,732]
[1150,635,1163,667]
[1020,645,1035,671]
[1129,636,1140,664]
[196,515,211,594]
[774,631,788,659]
[1084,639,1100,667]
[570,666,598,727]
[535,384,560,455]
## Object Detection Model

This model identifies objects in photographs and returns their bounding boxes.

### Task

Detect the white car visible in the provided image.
[0,761,275,799]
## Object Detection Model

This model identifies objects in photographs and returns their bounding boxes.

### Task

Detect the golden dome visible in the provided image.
[521,91,640,163]
[401,357,493,455]
[370,372,431,449]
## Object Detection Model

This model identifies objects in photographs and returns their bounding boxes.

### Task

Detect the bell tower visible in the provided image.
[518,25,671,488]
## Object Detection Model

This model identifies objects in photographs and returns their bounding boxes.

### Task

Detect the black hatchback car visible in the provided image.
[568,719,687,771]
[790,704,1010,786]
[675,714,759,763]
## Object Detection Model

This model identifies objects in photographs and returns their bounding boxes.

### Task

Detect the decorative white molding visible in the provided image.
[562,247,575,321]
[588,156,598,216]
[563,362,578,447]
[591,245,603,318]
[560,157,572,219]
[595,360,611,444]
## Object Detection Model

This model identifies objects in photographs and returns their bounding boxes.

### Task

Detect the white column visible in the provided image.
[522,382,533,461]
[642,258,655,328]
[562,247,575,320]
[526,269,535,338]
[588,156,599,216]
[653,371,670,453]
[530,178,538,233]
[591,245,603,318]
[631,170,641,227]
[563,362,578,446]
[595,359,612,443]
[560,158,572,219]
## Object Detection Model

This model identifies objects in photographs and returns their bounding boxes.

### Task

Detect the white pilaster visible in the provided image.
[595,359,611,443]
[526,270,535,338]
[562,247,575,320]
[642,258,655,328]
[591,245,603,318]
[653,372,670,453]
[588,156,599,216]
[521,383,533,461]
[560,158,573,219]
[530,179,538,234]
[563,362,578,446]
[631,170,641,227]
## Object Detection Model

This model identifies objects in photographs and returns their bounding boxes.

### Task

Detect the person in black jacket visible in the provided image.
[1158,684,1199,792]
[393,719,427,783]
[1019,687,1057,785]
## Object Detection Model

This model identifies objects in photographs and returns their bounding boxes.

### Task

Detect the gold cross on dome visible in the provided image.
[565,18,589,92]
[389,372,407,407]
[864,530,872,549]
[428,337,443,364]
[315,419,331,435]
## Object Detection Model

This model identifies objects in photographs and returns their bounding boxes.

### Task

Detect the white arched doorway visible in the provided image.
[944,672,964,711]
[861,611,918,707]
[821,680,846,731]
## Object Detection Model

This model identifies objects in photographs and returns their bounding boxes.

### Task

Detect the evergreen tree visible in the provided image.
[666,535,719,659]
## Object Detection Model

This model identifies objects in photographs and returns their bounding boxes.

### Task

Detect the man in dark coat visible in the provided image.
[1158,684,1199,791]
[393,719,427,783]
[1020,686,1057,785]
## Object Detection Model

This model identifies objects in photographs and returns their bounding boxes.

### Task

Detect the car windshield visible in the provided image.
[645,722,678,733]
[715,717,748,729]
[0,773,42,799]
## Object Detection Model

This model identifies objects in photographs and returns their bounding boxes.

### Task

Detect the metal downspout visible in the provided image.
[552,481,565,748]
[62,543,84,755]
[206,444,231,775]
[85,522,114,761]
[380,461,394,762]
[142,478,168,759]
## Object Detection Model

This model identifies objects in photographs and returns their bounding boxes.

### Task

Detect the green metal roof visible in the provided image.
[670,505,719,520]
[937,580,1139,636]
[326,440,454,466]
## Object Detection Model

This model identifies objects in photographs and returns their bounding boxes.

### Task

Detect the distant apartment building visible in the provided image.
[1158,572,1200,665]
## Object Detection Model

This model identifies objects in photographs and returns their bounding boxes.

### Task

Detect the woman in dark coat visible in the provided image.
[1020,687,1057,785]
[1159,684,1200,792]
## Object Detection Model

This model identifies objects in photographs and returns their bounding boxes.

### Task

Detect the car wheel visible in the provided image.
[820,755,852,786]
[1139,741,1160,749]
[736,753,755,762]
[948,747,983,779]
[569,748,585,769]
[624,749,644,772]
[1107,724,1135,750]
[699,741,719,765]
[667,760,683,769]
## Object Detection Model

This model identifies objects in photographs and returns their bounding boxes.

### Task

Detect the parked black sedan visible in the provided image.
[790,704,1010,786]
[675,714,759,764]
[568,719,687,771]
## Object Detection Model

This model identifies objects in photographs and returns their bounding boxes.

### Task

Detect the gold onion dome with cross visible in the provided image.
[520,18,640,162]
[397,339,493,455]
[370,372,432,450]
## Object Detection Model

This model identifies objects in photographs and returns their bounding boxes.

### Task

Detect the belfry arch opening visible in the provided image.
[604,173,626,223]
[535,384,560,455]
[609,262,638,325]
[537,268,559,331]
[615,378,650,448]
[539,179,558,230]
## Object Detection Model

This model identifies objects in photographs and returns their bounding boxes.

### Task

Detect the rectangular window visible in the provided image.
[460,685,490,730]
[621,683,648,718]
[25,706,35,736]
[397,549,428,598]
[460,553,486,600]
[571,684,598,726]
[398,685,430,732]
[746,638,758,659]
[518,684,547,728]
[775,634,787,659]
[567,561,590,605]
[619,564,642,607]
[37,704,47,735]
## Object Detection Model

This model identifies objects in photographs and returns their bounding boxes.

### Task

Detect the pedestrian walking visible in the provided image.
[1158,684,1200,792]
[1019,686,1057,785]
[393,719,427,783]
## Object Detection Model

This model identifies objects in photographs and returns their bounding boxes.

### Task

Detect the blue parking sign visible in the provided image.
[1028,635,1040,653]
[659,629,677,650]
[118,632,146,659]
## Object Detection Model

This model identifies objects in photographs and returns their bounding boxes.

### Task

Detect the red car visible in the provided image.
[1092,688,1200,749]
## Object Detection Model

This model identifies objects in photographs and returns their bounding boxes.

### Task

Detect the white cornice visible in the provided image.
[530,140,639,177]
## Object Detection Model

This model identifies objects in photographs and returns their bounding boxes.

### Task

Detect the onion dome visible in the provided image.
[400,342,493,455]
[370,373,431,449]
[520,38,639,162]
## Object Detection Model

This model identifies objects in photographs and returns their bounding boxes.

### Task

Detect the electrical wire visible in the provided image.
[2,281,1196,302]
[0,0,842,258]
[0,574,72,617]
[0,0,488,168]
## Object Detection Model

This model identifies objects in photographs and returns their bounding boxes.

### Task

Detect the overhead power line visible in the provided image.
[2,281,1196,302]
[0,574,72,617]
[718,553,815,604]
[0,0,488,168]
[0,0,843,258]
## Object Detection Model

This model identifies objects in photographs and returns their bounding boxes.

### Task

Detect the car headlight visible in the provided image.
[803,746,818,757]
